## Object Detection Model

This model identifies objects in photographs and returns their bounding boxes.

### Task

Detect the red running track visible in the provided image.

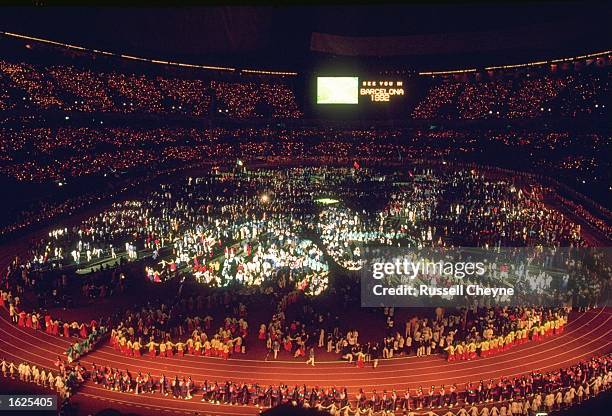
[1,307,611,415]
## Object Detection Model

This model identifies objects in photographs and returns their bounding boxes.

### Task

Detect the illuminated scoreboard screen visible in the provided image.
[310,73,412,119]
[316,77,405,105]
[317,77,359,104]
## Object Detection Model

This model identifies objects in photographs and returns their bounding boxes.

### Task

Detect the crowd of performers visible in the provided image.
[441,307,567,362]
[316,169,584,271]
[82,354,611,414]
[65,326,108,363]
[3,168,604,362]
[0,236,582,372]
[0,167,609,416]
[1,289,109,366]
[3,236,136,316]
[7,277,569,369]
[14,168,600,301]
[108,292,249,360]
[20,170,337,296]
[1,288,106,339]
[257,276,570,366]
[0,357,86,399]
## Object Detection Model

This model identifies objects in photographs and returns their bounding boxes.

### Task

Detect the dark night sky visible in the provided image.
[0,3,609,69]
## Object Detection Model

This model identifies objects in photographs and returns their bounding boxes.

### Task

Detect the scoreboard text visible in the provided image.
[360,80,405,102]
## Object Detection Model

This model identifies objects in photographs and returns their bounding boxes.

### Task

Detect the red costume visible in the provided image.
[17,311,26,327]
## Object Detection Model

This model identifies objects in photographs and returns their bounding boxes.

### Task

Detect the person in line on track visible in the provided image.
[306,347,315,366]
[4,354,610,415]
[109,355,612,415]
[1,358,83,399]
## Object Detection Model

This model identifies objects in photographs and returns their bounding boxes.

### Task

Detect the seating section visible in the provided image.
[0,60,302,118]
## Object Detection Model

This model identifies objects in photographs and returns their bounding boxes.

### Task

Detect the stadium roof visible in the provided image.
[0,3,609,71]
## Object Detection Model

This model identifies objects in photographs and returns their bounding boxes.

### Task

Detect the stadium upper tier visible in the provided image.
[0,60,302,119]
[0,58,609,121]
[413,71,609,120]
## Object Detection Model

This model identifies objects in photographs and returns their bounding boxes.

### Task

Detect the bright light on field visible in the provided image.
[261,194,270,203]
[315,198,340,205]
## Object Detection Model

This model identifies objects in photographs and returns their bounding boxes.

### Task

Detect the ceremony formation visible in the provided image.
[0,3,610,416]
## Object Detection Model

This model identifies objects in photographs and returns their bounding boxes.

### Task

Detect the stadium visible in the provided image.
[0,4,610,416]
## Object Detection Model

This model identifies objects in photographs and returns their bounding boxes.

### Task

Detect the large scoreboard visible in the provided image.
[311,74,411,119]
[316,76,405,105]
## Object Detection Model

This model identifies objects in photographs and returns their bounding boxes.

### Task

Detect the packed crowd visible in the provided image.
[0,48,609,416]
[0,128,607,226]
[0,126,411,182]
[0,60,302,118]
[1,55,608,122]
[551,194,612,239]
[211,80,302,118]
[413,71,608,120]
[0,142,206,240]
[16,170,335,296]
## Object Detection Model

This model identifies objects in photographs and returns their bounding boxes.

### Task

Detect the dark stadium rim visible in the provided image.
[0,30,609,77]
[0,31,297,77]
